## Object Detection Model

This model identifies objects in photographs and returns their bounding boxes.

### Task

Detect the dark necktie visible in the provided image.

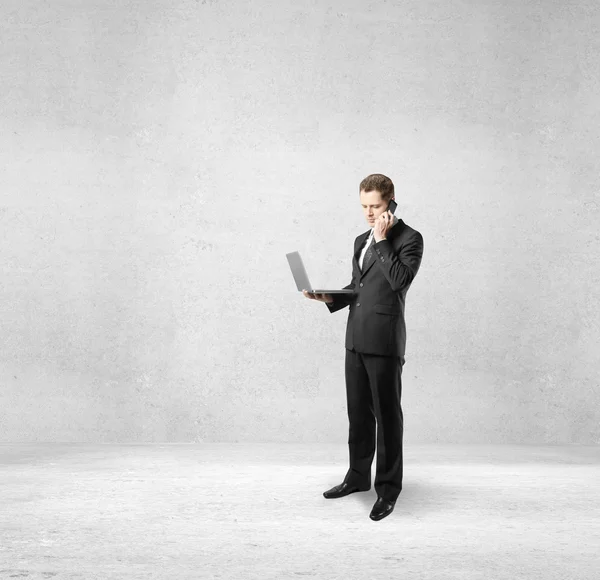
[362,235,375,271]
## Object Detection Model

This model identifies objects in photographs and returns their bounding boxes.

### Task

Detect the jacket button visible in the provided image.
[359,283,363,287]
[357,303,361,306]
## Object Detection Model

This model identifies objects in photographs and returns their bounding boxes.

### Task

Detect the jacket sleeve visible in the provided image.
[373,230,424,294]
[325,273,357,314]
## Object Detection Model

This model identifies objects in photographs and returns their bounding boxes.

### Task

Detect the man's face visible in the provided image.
[360,189,393,228]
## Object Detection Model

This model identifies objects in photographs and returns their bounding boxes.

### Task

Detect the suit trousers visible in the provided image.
[343,347,405,503]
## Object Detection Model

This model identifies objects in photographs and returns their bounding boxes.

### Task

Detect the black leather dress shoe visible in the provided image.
[369,497,396,521]
[323,482,370,499]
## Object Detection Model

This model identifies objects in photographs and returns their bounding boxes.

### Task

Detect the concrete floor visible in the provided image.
[1,444,599,580]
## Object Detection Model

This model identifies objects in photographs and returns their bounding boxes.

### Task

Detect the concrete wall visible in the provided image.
[1,0,599,443]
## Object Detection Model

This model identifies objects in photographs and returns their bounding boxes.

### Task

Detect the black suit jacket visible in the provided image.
[326,219,424,358]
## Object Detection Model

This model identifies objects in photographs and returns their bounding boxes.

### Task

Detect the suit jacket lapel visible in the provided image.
[352,230,371,274]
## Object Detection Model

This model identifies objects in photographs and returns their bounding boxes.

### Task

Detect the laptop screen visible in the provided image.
[286,251,311,292]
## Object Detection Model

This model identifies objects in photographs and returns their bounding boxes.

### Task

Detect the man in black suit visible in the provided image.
[303,173,424,521]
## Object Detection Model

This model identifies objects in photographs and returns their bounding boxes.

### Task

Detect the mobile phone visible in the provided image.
[388,199,397,214]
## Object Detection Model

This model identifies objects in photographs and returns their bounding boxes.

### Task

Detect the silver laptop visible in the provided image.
[286,251,355,294]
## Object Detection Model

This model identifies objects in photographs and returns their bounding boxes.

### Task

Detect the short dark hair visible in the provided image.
[359,174,395,202]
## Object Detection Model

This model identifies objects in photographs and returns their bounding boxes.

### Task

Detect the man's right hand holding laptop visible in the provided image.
[302,289,333,304]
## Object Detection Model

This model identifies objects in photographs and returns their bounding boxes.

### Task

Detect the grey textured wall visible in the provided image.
[1,0,599,443]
